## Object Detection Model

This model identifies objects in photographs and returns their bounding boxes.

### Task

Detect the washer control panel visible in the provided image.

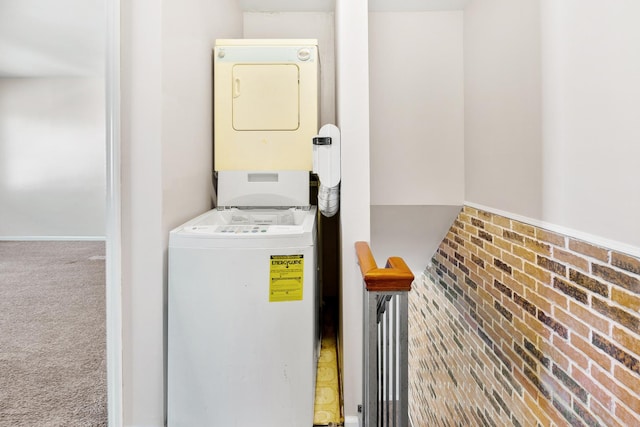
[216,225,269,234]
[184,224,303,236]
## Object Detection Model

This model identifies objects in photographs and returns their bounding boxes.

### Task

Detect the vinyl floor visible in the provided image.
[313,303,342,426]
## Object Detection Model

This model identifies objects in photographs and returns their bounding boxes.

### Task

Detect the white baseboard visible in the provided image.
[465,201,640,259]
[0,236,106,241]
[344,415,360,427]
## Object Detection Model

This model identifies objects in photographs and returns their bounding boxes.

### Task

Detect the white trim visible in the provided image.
[106,0,123,425]
[344,415,361,427]
[0,236,105,241]
[465,201,640,259]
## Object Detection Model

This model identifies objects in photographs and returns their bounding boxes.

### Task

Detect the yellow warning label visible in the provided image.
[269,255,304,302]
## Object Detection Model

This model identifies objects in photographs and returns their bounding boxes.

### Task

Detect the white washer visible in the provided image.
[167,207,319,427]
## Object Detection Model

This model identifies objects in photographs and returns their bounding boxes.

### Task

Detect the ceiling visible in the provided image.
[0,0,105,78]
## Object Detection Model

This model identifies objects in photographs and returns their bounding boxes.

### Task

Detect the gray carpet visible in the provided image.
[0,241,107,426]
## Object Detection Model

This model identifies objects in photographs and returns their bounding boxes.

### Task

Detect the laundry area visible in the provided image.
[167,39,343,426]
[103,0,640,426]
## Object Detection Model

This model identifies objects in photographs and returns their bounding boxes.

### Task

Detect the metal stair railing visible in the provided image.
[355,242,414,427]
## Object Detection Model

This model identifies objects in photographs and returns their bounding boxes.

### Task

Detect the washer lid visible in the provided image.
[170,206,316,238]
[216,170,309,208]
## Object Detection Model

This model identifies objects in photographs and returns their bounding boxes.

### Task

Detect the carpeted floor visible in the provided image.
[0,241,107,426]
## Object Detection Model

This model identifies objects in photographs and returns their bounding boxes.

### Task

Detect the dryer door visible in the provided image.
[232,64,300,131]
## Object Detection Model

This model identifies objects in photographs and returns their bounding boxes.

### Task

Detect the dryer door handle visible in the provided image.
[233,78,241,98]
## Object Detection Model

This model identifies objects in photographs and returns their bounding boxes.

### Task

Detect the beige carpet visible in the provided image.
[0,241,107,426]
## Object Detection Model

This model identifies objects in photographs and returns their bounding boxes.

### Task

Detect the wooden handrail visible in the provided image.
[355,241,414,292]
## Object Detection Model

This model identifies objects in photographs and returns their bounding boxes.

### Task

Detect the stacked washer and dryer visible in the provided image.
[167,39,340,426]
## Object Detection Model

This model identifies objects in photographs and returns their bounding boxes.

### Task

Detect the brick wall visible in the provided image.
[409,206,640,427]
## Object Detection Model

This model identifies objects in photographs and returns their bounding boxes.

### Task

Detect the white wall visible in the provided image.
[0,78,105,238]
[367,12,463,273]
[120,0,164,424]
[120,0,243,424]
[335,0,370,421]
[369,11,464,206]
[243,12,336,126]
[540,0,640,247]
[465,0,640,249]
[161,0,244,234]
[464,0,543,218]
[371,205,461,272]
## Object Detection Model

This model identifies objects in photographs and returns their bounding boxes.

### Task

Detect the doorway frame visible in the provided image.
[106,0,123,425]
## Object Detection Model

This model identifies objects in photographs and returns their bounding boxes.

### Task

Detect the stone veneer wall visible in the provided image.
[409,206,640,427]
